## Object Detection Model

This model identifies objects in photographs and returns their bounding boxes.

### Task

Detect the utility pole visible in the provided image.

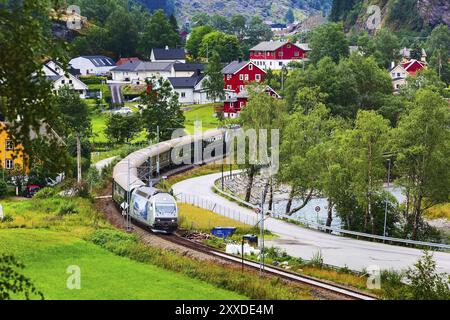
[383,158,392,239]
[157,125,160,177]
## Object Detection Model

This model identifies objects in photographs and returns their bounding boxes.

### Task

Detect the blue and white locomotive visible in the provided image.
[112,129,225,233]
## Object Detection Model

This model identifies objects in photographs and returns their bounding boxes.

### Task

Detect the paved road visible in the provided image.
[109,84,123,105]
[173,173,450,273]
[95,156,118,172]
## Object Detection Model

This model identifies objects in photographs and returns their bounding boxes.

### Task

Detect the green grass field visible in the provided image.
[0,229,245,300]
[183,103,220,134]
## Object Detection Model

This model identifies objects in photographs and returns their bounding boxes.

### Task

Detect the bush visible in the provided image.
[34,187,57,199]
[0,180,8,198]
[0,214,14,223]
[57,202,78,216]
[87,229,137,247]
[79,76,107,85]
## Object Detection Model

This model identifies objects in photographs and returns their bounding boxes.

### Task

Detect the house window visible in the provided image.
[240,85,244,91]
[255,74,261,82]
[230,102,234,108]
[61,80,65,84]
[279,52,284,57]
[397,73,401,77]
[239,74,244,80]
[392,72,395,77]
[244,74,249,81]
[6,140,14,151]
[287,44,291,48]
[69,80,73,84]
[5,159,13,170]
[248,64,253,70]
[227,85,232,90]
[294,52,299,57]
[181,92,186,98]
[279,62,283,66]
[240,102,244,108]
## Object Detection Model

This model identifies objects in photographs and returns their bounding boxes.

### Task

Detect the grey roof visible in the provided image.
[46,75,62,82]
[250,41,287,51]
[152,48,186,61]
[222,61,248,74]
[173,63,204,72]
[168,75,204,89]
[81,56,115,67]
[112,61,174,72]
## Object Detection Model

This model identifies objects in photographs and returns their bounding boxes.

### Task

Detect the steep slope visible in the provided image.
[170,0,332,23]
[330,0,449,33]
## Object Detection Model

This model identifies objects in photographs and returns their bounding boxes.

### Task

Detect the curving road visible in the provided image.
[173,172,450,273]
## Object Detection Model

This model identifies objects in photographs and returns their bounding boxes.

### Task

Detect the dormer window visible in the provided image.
[248,64,253,70]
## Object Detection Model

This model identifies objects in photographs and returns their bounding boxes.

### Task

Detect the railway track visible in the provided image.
[132,223,378,301]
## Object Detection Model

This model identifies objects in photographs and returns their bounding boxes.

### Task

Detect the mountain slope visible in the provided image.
[330,0,449,33]
[171,0,332,23]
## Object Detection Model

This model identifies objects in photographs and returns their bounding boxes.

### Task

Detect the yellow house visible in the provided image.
[0,122,28,173]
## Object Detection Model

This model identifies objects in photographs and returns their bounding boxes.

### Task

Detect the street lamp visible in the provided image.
[383,158,392,239]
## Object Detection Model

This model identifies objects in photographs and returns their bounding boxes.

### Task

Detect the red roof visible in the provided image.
[402,59,426,76]
[116,57,141,66]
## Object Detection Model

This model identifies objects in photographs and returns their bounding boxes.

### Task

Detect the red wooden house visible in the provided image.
[249,41,309,70]
[223,86,281,118]
[222,60,266,94]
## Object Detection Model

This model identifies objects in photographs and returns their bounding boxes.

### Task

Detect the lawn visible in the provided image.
[178,203,252,233]
[183,103,221,134]
[0,229,245,300]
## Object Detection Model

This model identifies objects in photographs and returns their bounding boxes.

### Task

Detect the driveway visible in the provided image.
[109,84,123,105]
[172,172,450,272]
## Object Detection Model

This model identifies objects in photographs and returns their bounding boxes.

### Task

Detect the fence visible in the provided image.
[176,192,259,226]
[213,174,450,251]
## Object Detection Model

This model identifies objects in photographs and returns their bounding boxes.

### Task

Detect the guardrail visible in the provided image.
[213,177,450,251]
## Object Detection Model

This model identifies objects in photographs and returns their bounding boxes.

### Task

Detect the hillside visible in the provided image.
[169,0,332,23]
[330,0,449,33]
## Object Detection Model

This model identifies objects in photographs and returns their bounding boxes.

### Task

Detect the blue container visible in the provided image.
[211,227,237,239]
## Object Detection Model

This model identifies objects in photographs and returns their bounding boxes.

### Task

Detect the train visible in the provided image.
[112,129,226,233]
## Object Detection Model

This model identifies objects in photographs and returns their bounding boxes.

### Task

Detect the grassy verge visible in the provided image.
[183,103,220,134]
[0,195,314,300]
[425,203,450,220]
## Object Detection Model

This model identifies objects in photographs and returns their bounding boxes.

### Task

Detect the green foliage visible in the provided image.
[105,113,142,144]
[138,10,181,59]
[203,51,225,102]
[0,180,8,199]
[57,202,79,216]
[309,23,349,64]
[426,24,450,84]
[1,214,14,223]
[0,0,66,152]
[33,187,58,200]
[0,254,43,300]
[393,89,450,240]
[141,77,185,141]
[285,8,295,24]
[78,76,108,85]
[199,31,242,63]
[186,25,213,60]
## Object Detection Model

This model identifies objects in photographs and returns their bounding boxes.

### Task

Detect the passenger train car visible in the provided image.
[112,129,226,233]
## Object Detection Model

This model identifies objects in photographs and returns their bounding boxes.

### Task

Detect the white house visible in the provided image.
[110,61,174,84]
[150,47,186,63]
[69,56,116,76]
[172,63,205,77]
[168,74,215,105]
[43,61,88,98]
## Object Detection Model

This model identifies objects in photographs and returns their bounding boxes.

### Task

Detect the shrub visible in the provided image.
[79,76,107,85]
[34,187,57,199]
[87,229,137,247]
[0,180,8,198]
[309,250,324,268]
[57,202,78,216]
[0,214,14,223]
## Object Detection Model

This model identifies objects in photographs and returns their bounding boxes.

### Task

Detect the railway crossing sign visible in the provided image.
[315,206,321,213]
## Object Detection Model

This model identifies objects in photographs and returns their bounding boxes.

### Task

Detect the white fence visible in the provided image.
[213,177,450,251]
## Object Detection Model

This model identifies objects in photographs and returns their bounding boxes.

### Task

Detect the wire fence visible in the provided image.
[176,192,259,226]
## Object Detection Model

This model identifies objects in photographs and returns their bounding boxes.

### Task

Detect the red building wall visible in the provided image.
[250,43,306,60]
[403,60,425,76]
[224,97,248,114]
[223,62,266,93]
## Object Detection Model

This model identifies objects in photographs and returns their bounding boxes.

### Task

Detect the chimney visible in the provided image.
[165,45,169,50]
[421,49,427,63]
[390,61,396,70]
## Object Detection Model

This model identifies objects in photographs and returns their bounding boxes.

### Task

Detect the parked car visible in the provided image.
[26,185,41,198]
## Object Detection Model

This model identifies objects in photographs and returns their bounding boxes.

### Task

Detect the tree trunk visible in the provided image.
[285,188,295,214]
[412,192,423,240]
[268,179,274,212]
[326,200,334,232]
[245,167,255,203]
[287,189,314,215]
[76,133,82,183]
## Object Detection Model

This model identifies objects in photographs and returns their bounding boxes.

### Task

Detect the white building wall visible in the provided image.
[175,88,195,105]
[111,70,172,83]
[250,59,296,70]
[69,57,115,75]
